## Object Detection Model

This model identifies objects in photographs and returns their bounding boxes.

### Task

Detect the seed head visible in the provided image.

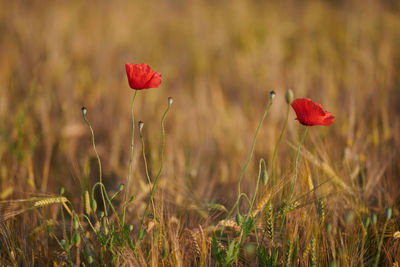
[138,121,144,131]
[168,97,174,105]
[285,89,294,104]
[269,91,276,100]
[81,106,87,117]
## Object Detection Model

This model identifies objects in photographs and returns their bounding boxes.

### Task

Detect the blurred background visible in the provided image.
[0,0,399,258]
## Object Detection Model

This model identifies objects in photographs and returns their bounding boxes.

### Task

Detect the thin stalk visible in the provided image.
[137,100,172,243]
[373,221,388,267]
[221,99,274,237]
[139,126,156,219]
[123,90,138,225]
[271,104,290,186]
[279,126,308,235]
[83,113,107,218]
[91,182,121,228]
[248,158,266,215]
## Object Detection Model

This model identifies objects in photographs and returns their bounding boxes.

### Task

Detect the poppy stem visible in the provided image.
[279,126,308,235]
[136,99,171,248]
[271,104,290,187]
[237,100,273,213]
[220,98,273,238]
[82,113,108,218]
[139,126,156,220]
[122,90,138,226]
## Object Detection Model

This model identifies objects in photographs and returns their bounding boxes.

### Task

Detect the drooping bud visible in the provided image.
[261,169,269,185]
[285,89,294,104]
[81,106,87,117]
[59,187,65,195]
[168,97,174,105]
[269,91,276,100]
[138,121,144,131]
[129,225,134,231]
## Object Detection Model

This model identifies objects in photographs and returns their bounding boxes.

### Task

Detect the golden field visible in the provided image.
[0,0,399,265]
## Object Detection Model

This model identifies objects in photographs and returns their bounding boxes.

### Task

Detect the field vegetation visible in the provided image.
[0,0,400,266]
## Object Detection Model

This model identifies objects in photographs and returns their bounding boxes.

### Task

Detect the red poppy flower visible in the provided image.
[125,63,162,90]
[291,98,335,126]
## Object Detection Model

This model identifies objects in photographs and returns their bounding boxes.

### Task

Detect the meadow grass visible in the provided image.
[0,0,399,265]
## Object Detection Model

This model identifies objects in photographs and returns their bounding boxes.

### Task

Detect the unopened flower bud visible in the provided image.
[261,169,269,185]
[385,208,392,221]
[90,199,97,213]
[285,89,294,104]
[60,239,67,249]
[81,106,87,117]
[363,216,370,228]
[129,225,134,231]
[371,213,377,225]
[73,232,81,246]
[73,217,79,230]
[168,97,174,105]
[118,184,124,191]
[269,91,276,100]
[59,187,65,195]
[138,121,144,131]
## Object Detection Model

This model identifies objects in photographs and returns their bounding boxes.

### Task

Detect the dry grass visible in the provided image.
[0,0,400,265]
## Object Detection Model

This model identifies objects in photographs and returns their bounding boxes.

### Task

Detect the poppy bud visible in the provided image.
[73,232,81,246]
[73,217,79,230]
[385,208,392,221]
[81,106,87,117]
[326,223,332,233]
[138,121,144,131]
[363,217,370,228]
[129,225,134,231]
[345,212,354,224]
[269,91,276,100]
[118,184,124,191]
[168,97,174,106]
[90,199,97,213]
[285,89,294,104]
[59,187,65,195]
[60,239,67,249]
[87,255,94,264]
[98,211,104,218]
[371,213,377,225]
[261,169,269,185]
